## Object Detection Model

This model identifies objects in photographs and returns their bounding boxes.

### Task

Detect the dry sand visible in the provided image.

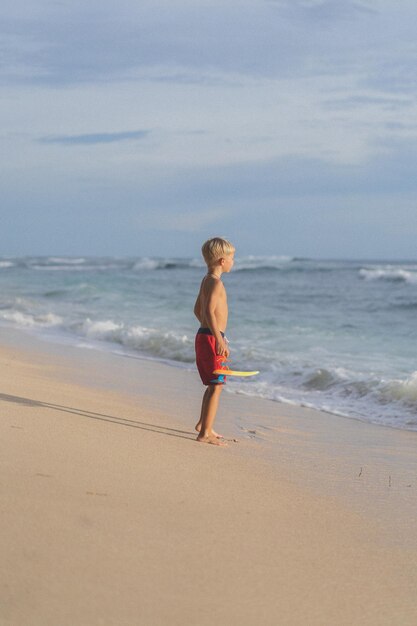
[1,329,416,625]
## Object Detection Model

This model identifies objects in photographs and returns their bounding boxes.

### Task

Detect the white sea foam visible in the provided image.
[234,255,294,271]
[1,312,36,327]
[126,325,193,361]
[383,371,417,404]
[226,359,417,431]
[132,258,162,271]
[189,258,205,268]
[77,319,195,362]
[1,311,63,327]
[31,263,120,272]
[81,318,124,340]
[132,258,199,271]
[0,261,14,269]
[359,267,417,284]
[48,257,86,264]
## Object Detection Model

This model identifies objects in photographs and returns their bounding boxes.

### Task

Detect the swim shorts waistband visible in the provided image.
[197,327,225,338]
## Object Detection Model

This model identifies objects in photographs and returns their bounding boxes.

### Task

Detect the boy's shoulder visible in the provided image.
[200,274,225,293]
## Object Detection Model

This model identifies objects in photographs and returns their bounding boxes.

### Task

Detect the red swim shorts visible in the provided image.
[195,328,227,385]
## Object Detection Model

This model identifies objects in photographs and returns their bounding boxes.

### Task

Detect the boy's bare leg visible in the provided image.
[195,387,223,438]
[196,385,227,446]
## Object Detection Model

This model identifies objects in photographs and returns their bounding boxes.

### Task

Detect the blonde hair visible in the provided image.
[201,237,235,266]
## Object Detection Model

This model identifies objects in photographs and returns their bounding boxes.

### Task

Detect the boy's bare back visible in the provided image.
[195,275,228,333]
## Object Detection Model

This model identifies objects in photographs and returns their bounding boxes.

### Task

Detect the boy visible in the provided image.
[194,237,235,446]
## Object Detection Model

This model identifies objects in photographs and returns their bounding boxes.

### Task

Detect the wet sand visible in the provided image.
[1,329,416,625]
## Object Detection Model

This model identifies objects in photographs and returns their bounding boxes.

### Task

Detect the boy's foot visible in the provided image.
[195,424,224,439]
[196,434,228,446]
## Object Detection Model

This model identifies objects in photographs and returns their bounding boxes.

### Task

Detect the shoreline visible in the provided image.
[2,254,417,434]
[2,320,417,437]
[1,328,417,624]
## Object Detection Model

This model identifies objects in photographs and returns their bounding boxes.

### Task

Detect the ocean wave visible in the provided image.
[131,258,187,271]
[298,365,417,411]
[0,307,196,362]
[15,256,196,272]
[42,283,102,302]
[383,371,417,405]
[132,256,298,272]
[230,362,417,431]
[43,289,70,298]
[15,256,129,272]
[390,301,417,311]
[4,256,363,275]
[359,267,417,284]
[47,257,87,265]
[232,257,354,273]
[30,263,123,272]
[77,318,195,362]
[301,367,339,390]
[189,258,205,268]
[0,310,63,328]
[0,261,14,269]
[131,257,291,272]
[132,258,163,271]
[233,256,294,272]
[131,258,202,271]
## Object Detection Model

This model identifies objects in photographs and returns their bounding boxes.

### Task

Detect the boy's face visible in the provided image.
[222,252,235,273]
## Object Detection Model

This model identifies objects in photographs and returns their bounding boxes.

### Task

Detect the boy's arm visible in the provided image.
[193,294,202,323]
[204,281,229,357]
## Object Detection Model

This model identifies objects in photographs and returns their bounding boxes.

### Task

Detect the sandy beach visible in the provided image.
[1,329,416,625]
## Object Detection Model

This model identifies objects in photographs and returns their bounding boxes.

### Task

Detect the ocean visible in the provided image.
[1,255,417,431]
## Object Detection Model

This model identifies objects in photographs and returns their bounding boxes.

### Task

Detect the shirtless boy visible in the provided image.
[194,237,235,446]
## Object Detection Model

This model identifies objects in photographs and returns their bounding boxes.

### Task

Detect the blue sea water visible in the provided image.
[1,255,417,431]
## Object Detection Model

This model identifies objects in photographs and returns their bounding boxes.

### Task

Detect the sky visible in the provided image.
[1,0,417,258]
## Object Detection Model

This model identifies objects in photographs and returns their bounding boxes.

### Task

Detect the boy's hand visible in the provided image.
[216,337,230,358]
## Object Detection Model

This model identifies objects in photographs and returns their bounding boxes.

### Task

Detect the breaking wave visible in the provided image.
[0,306,194,363]
[1,310,63,328]
[234,365,417,430]
[359,266,417,284]
[131,258,200,271]
[76,319,195,362]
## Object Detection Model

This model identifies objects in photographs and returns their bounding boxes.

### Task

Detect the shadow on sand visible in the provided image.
[0,392,196,442]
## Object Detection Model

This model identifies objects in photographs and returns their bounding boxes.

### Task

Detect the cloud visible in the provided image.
[127,136,417,211]
[2,1,417,258]
[323,95,414,110]
[136,207,230,233]
[38,130,149,145]
[268,0,377,20]
[0,1,376,87]
[1,0,415,105]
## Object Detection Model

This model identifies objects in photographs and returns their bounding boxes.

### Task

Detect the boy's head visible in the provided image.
[201,237,235,272]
